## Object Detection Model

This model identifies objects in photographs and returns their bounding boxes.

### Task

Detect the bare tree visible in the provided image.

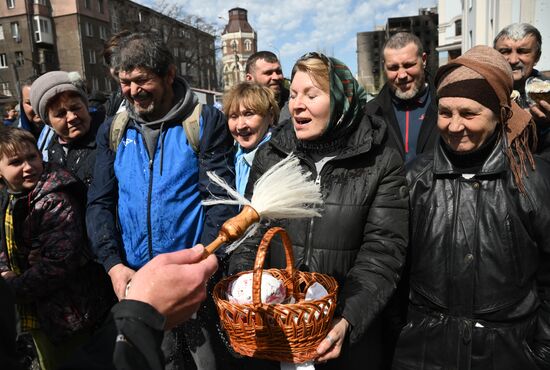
[150,0,220,89]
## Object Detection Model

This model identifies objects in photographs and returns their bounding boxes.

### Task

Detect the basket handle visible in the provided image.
[252,227,295,307]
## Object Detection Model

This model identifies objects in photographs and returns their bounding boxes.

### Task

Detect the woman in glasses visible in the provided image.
[228,53,409,369]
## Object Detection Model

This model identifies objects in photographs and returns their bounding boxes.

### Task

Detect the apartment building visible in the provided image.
[0,0,217,103]
[356,7,439,94]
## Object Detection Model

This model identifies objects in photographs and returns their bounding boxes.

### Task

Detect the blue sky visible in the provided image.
[135,0,437,77]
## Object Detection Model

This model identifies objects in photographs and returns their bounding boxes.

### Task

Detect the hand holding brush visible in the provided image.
[202,154,323,257]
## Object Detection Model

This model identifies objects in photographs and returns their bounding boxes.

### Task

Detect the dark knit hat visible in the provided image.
[30,71,88,124]
[435,45,532,144]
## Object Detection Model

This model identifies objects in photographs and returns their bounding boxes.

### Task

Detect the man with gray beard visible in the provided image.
[367,32,438,163]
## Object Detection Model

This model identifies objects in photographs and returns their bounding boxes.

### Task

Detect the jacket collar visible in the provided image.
[269,112,385,160]
[433,136,508,176]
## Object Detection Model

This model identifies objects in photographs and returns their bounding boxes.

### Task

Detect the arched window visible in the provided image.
[222,41,227,54]
[244,39,252,51]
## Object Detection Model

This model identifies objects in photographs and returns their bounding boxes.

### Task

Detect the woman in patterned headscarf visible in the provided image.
[392,45,550,370]
[228,53,409,369]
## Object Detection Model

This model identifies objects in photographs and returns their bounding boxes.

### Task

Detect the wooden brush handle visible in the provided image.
[203,205,260,258]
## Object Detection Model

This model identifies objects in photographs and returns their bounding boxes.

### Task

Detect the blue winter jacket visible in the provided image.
[86,94,236,271]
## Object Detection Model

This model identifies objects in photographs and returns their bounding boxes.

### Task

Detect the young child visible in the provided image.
[223,82,280,195]
[0,126,111,370]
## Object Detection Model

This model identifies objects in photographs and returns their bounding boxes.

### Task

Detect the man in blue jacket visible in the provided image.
[86,32,236,369]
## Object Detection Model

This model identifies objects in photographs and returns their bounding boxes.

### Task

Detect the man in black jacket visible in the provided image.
[366,32,438,163]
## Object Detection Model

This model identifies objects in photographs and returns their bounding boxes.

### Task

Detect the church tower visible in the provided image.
[221,8,257,90]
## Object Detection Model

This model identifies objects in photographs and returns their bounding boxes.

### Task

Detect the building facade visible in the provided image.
[109,0,218,91]
[436,0,462,66]
[0,0,218,104]
[356,7,439,94]
[357,29,385,94]
[220,7,257,90]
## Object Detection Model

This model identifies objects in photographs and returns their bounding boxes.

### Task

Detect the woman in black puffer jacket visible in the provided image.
[228,53,409,370]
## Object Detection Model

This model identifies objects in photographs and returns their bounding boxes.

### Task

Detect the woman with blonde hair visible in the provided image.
[229,53,409,369]
[223,82,279,195]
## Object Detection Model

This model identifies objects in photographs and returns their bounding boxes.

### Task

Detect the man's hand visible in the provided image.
[28,249,40,266]
[1,270,17,279]
[530,100,550,124]
[108,263,136,301]
[315,316,350,363]
[125,244,218,330]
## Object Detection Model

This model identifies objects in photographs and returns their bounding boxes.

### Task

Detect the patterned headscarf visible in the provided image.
[327,56,369,133]
[292,52,368,147]
[435,45,537,192]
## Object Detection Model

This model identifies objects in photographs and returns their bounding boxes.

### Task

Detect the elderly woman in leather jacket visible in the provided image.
[228,53,409,369]
[392,45,550,370]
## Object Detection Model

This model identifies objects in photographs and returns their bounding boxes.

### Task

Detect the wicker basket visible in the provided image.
[213,227,338,363]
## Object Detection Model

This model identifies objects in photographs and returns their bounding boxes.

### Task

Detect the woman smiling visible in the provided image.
[392,45,550,370]
[223,82,279,195]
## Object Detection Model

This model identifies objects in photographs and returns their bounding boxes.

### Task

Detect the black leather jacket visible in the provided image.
[393,138,550,370]
[229,115,409,369]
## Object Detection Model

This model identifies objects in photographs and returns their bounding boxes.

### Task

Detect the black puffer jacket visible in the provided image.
[392,139,550,370]
[229,115,409,369]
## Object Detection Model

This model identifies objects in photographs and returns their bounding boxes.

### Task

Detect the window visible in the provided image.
[99,25,107,40]
[7,0,15,9]
[92,77,99,91]
[0,54,7,68]
[104,77,111,92]
[84,0,91,9]
[173,47,179,57]
[85,22,93,37]
[244,39,252,51]
[40,19,49,33]
[34,0,47,4]
[0,25,4,40]
[1,82,11,96]
[88,49,96,64]
[180,62,187,75]
[15,51,23,66]
[98,0,104,13]
[455,19,462,36]
[11,22,20,41]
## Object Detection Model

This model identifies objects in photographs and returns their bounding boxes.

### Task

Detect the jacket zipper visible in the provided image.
[304,172,321,267]
[147,159,154,260]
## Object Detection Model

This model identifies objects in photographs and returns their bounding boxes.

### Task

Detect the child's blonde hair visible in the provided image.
[0,126,38,160]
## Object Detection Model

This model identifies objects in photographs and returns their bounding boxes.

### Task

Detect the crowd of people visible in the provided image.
[1,22,550,370]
